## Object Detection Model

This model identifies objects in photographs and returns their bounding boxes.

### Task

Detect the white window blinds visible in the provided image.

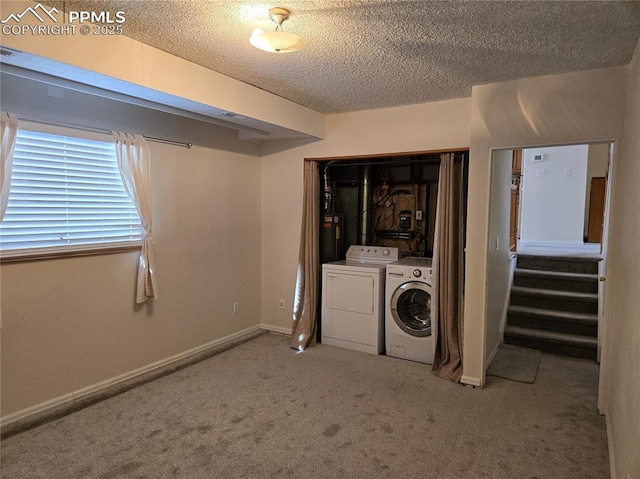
[0,128,143,258]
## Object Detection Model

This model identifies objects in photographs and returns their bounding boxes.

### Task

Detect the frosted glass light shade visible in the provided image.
[250,29,305,53]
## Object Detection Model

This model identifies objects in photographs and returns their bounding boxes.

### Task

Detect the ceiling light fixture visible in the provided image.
[250,7,305,53]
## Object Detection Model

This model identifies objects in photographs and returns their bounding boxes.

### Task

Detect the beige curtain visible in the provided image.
[432,153,466,382]
[291,161,319,351]
[1,112,19,221]
[113,131,157,304]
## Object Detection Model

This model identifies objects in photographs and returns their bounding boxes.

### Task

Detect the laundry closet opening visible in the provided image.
[317,150,467,263]
[313,149,469,346]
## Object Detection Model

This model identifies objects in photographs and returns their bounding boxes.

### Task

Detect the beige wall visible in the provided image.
[485,149,513,363]
[0,108,263,417]
[600,36,640,479]
[260,99,472,332]
[464,66,627,386]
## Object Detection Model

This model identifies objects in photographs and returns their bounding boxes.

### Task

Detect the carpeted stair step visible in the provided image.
[507,305,598,337]
[513,268,598,293]
[516,254,600,274]
[504,325,597,360]
[510,286,598,314]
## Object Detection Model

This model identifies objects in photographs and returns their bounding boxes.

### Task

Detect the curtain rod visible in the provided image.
[15,114,193,149]
[321,154,466,168]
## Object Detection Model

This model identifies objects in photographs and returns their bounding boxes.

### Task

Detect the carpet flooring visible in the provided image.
[0,332,609,478]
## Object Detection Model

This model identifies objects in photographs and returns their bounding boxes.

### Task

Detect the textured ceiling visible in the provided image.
[44,1,640,114]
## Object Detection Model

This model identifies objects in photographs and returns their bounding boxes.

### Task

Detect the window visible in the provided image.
[0,127,142,259]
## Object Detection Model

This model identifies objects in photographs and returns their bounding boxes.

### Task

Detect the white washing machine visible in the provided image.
[322,245,399,355]
[385,257,435,364]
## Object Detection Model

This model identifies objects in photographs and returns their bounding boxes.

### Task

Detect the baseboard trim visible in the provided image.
[461,375,483,388]
[260,323,291,336]
[1,325,267,439]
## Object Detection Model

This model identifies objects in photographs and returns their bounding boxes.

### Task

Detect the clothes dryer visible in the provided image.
[322,245,399,354]
[385,257,435,364]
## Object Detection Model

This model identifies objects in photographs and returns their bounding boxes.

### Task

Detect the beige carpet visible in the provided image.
[0,333,609,478]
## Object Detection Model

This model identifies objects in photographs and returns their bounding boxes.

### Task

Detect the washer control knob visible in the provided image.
[382,249,391,256]
[413,269,422,278]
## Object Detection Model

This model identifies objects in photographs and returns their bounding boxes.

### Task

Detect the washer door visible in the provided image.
[390,281,432,337]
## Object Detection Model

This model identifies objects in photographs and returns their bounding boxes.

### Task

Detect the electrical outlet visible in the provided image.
[233,302,239,314]
[279,299,285,310]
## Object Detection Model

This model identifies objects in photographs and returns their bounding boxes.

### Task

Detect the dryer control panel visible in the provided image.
[345,245,399,263]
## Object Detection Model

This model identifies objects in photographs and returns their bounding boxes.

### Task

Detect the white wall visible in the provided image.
[0,94,263,417]
[519,145,589,245]
[599,36,640,479]
[260,99,471,332]
[464,66,627,387]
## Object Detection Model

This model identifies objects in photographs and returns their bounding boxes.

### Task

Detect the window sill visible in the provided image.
[0,245,142,264]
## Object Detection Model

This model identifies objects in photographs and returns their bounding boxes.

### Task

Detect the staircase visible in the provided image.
[504,254,601,360]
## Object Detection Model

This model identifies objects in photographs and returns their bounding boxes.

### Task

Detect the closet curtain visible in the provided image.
[432,153,466,382]
[291,161,319,351]
[113,131,157,304]
[1,112,19,221]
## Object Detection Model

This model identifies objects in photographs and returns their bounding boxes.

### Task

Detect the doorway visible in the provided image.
[510,144,611,255]
[493,141,615,370]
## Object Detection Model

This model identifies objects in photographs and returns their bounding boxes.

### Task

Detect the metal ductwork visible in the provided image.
[359,165,372,245]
